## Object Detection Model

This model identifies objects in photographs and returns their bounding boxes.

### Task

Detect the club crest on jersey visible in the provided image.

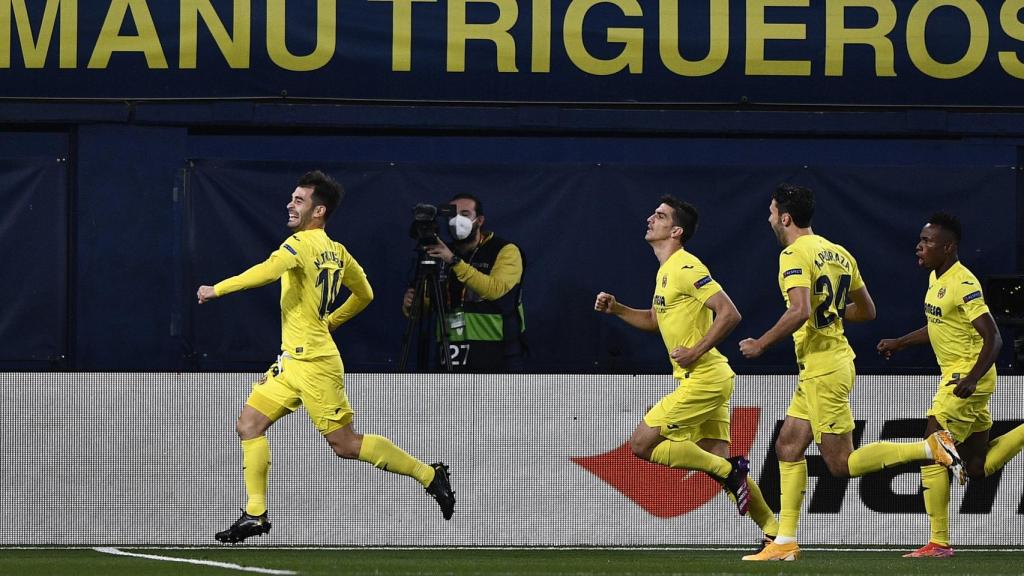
[783,268,802,278]
[937,287,946,299]
[963,290,982,303]
[693,276,712,289]
[662,275,667,288]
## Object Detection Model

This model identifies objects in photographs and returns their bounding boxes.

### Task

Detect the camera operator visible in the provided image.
[403,193,526,372]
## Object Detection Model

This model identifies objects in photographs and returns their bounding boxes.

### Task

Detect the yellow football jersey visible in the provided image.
[778,234,865,377]
[653,248,734,382]
[924,260,995,386]
[214,228,370,360]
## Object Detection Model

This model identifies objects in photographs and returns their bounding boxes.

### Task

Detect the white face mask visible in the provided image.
[449,214,475,240]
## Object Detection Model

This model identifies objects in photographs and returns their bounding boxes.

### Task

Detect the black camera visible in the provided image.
[409,203,457,246]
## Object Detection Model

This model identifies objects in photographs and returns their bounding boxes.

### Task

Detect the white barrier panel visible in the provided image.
[1,373,1022,546]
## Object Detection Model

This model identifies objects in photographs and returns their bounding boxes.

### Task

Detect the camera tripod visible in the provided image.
[399,252,454,372]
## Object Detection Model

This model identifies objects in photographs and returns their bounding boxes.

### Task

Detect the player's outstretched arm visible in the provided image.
[205,251,296,303]
[843,286,876,323]
[739,286,810,358]
[594,291,658,332]
[877,326,929,359]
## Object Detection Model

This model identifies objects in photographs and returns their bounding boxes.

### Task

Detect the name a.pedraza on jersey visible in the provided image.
[813,249,851,271]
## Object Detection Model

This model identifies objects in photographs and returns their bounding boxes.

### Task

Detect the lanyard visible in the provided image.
[457,244,482,303]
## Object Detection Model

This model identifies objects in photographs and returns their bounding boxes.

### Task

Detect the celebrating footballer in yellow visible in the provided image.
[197,171,455,543]
[877,212,1024,558]
[595,195,780,548]
[740,185,964,561]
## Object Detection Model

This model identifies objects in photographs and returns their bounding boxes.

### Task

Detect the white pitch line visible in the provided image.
[83,545,1023,552]
[94,547,297,575]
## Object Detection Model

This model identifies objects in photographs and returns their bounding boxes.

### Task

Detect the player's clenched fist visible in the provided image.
[197,285,218,304]
[738,338,764,359]
[594,292,618,314]
[876,338,901,359]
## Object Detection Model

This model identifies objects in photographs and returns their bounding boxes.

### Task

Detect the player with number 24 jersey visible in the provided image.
[777,234,864,377]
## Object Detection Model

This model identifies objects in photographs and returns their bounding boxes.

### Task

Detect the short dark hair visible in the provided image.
[297,170,343,221]
[928,211,962,243]
[450,193,483,217]
[659,194,699,244]
[772,183,814,228]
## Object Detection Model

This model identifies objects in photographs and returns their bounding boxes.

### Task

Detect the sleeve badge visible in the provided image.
[693,276,713,289]
[963,290,982,303]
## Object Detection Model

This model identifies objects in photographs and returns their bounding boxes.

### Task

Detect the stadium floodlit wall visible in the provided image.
[1,373,1022,546]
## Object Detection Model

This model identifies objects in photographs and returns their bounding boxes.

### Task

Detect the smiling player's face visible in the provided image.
[286,186,318,231]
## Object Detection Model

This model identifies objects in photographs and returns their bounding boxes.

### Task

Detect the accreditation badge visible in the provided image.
[447,311,466,336]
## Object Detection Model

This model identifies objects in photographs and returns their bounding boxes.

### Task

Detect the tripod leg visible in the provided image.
[398,275,427,371]
[429,269,454,372]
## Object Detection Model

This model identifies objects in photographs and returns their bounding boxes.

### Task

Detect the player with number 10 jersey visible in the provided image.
[216,228,368,362]
[199,172,455,544]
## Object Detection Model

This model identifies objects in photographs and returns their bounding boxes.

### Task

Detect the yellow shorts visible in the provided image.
[643,376,733,443]
[246,353,354,435]
[927,372,995,443]
[786,360,856,444]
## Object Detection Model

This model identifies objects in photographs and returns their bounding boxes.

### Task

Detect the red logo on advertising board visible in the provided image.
[570,407,760,518]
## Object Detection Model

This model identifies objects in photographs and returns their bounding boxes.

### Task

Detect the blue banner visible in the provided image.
[2,0,1024,105]
[0,156,68,368]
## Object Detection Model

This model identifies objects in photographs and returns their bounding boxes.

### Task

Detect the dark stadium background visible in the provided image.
[2,1,1022,374]
[0,129,1019,375]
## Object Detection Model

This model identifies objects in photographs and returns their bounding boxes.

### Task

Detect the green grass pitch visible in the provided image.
[2,547,1023,575]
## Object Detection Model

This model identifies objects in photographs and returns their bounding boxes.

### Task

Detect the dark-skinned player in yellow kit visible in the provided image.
[878,212,1024,558]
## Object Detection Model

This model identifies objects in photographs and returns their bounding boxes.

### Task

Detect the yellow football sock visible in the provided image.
[649,440,731,477]
[778,460,807,539]
[847,441,928,477]
[746,477,779,537]
[984,423,1024,477]
[921,464,950,546]
[358,434,435,487]
[241,436,270,516]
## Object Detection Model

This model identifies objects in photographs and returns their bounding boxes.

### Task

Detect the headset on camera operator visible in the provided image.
[402,193,526,372]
